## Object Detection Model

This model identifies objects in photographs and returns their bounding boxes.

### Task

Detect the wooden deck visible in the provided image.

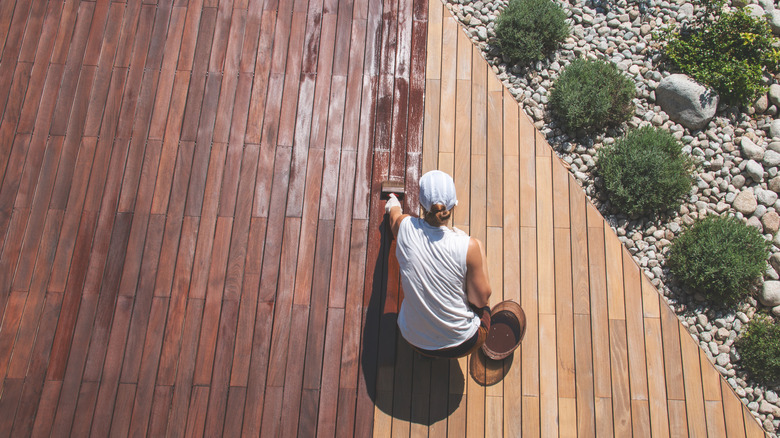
[0,0,768,436]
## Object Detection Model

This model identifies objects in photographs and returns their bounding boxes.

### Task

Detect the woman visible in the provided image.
[385,170,492,358]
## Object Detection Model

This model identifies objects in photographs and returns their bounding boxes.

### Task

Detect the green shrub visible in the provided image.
[597,126,694,217]
[736,315,780,385]
[662,8,780,106]
[548,58,635,132]
[667,215,770,306]
[493,0,570,65]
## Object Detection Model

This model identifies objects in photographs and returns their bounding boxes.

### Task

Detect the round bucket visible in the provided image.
[481,300,526,360]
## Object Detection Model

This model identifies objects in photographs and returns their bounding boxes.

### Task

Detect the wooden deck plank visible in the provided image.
[679,325,708,437]
[536,153,554,315]
[574,314,596,436]
[722,379,747,438]
[539,313,559,437]
[609,319,632,436]
[587,203,611,400]
[554,228,576,401]
[644,316,670,437]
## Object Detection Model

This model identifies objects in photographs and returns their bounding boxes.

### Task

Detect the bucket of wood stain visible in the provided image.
[481,300,525,360]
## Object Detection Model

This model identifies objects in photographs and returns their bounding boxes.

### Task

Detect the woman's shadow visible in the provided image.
[360,216,464,425]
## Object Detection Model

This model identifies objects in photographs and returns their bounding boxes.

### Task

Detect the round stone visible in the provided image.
[734,190,758,215]
[745,160,766,182]
[765,150,780,167]
[757,188,779,206]
[760,281,780,307]
[762,211,780,235]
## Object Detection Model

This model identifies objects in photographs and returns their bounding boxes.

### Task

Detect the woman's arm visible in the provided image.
[386,194,409,238]
[465,237,492,308]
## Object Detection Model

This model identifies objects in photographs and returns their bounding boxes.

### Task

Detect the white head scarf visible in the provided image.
[419,170,458,212]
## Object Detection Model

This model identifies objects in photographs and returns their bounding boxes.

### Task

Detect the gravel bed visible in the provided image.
[443,0,780,433]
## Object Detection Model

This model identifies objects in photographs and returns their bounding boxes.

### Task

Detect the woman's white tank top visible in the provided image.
[395,217,480,350]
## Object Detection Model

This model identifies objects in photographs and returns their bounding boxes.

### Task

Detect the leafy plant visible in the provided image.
[667,215,770,306]
[493,0,570,65]
[736,315,780,386]
[661,8,780,105]
[597,126,694,216]
[548,58,635,132]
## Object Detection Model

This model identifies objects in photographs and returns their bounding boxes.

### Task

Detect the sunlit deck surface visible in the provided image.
[0,0,769,435]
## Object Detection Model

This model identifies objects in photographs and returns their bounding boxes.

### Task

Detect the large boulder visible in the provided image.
[656,74,719,130]
[771,10,780,36]
[745,4,766,19]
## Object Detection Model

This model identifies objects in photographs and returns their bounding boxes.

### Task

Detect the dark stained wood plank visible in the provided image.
[327,151,356,308]
[0,379,24,437]
[29,380,61,437]
[278,304,311,437]
[126,296,169,437]
[50,2,99,136]
[165,298,204,437]
[147,386,174,437]
[87,295,135,437]
[6,211,62,379]
[64,362,100,436]
[0,132,31,212]
[148,7,186,140]
[223,144,260,298]
[47,285,96,431]
[15,2,65,135]
[183,385,209,438]
[0,60,32,182]
[0,0,16,60]
[81,5,124,137]
[113,0,143,68]
[202,299,239,437]
[240,300,274,436]
[45,211,95,379]
[0,291,26,383]
[187,142,228,298]
[284,76,315,218]
[222,387,247,437]
[106,383,136,437]
[244,9,278,143]
[259,385,284,437]
[299,218,335,390]
[14,128,64,221]
[193,217,233,385]
[0,207,28,321]
[118,215,165,383]
[156,215,198,384]
[80,0,111,66]
[0,1,33,113]
[256,146,293,299]
[180,8,217,142]
[314,307,345,436]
